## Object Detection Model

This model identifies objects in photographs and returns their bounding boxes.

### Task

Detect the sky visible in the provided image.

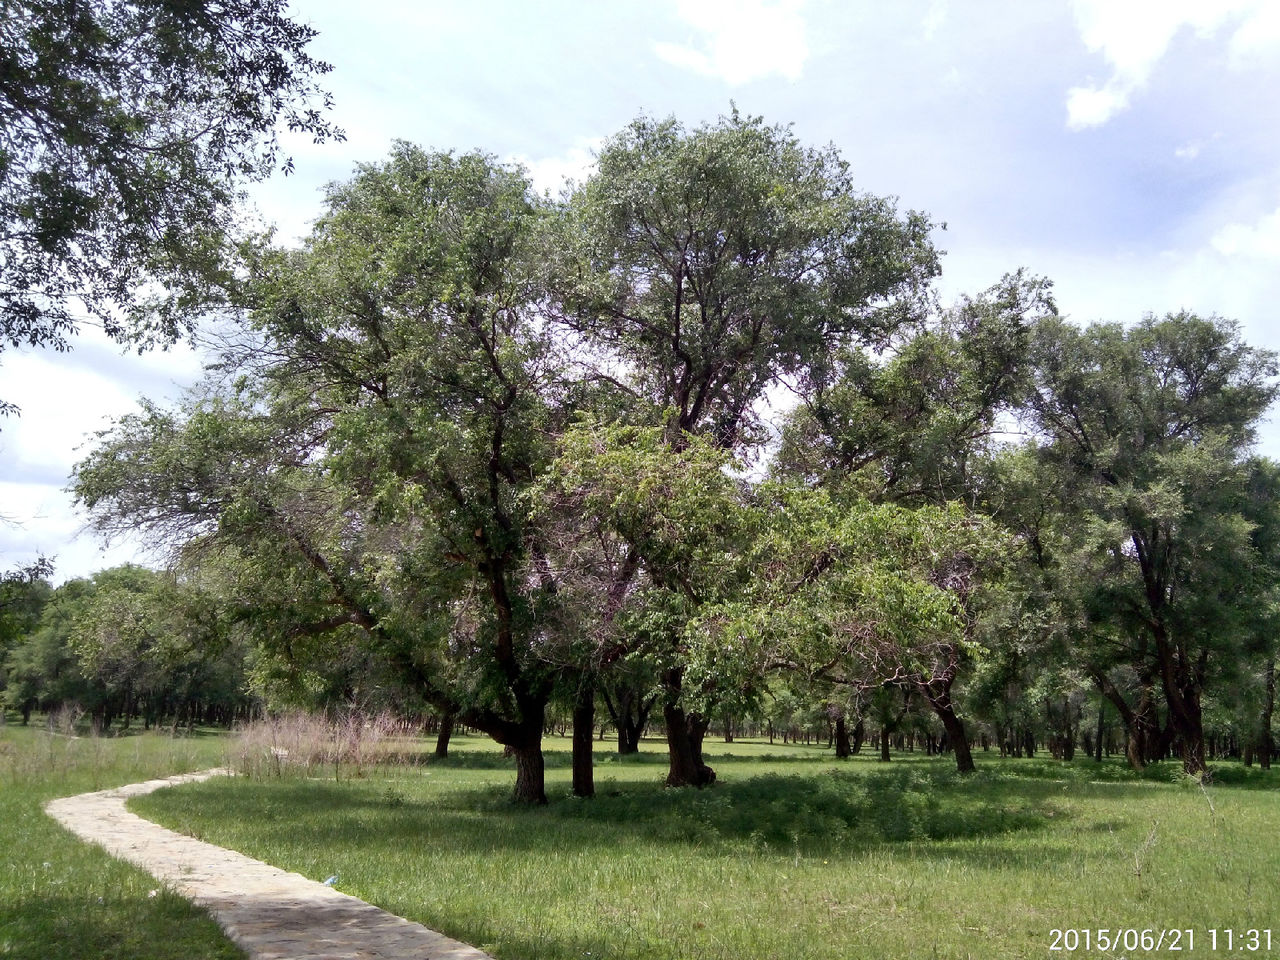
[4,0,1280,583]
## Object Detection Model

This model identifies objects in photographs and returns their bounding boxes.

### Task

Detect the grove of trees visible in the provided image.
[26,111,1269,801]
[2,7,1275,804]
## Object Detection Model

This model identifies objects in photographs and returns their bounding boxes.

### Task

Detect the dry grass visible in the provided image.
[228,712,428,779]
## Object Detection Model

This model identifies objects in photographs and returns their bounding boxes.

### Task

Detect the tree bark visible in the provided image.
[833,713,851,759]
[935,700,976,773]
[660,668,715,787]
[1094,669,1157,771]
[510,737,547,804]
[572,681,595,798]
[1094,698,1105,763]
[879,726,891,762]
[601,683,653,755]
[434,711,454,760]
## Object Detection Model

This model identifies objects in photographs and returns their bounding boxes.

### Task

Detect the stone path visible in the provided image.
[45,770,493,960]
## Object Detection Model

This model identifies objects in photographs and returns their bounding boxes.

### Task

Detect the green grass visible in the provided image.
[131,734,1280,960]
[0,718,243,960]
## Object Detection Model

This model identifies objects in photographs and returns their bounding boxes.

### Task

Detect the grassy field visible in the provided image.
[129,733,1280,960]
[0,718,243,960]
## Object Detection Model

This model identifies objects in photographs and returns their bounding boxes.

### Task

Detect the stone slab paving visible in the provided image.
[45,770,493,960]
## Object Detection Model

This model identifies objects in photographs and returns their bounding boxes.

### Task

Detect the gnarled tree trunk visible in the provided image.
[662,669,715,787]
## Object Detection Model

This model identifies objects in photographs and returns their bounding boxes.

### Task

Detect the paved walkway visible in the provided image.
[45,770,493,960]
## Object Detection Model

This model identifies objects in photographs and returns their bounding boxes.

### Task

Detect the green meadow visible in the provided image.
[126,733,1280,960]
[0,721,241,960]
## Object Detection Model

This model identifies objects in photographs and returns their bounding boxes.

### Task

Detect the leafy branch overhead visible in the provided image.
[0,0,343,355]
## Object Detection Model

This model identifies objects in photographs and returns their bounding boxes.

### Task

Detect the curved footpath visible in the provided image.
[45,770,492,960]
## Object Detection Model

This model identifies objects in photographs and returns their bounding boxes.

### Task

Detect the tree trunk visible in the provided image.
[851,718,865,755]
[665,706,716,788]
[833,713,851,759]
[618,723,639,754]
[601,683,652,755]
[916,679,976,774]
[1094,670,1157,770]
[510,737,547,804]
[1173,690,1208,778]
[434,711,455,759]
[934,700,976,773]
[1093,699,1104,761]
[572,681,595,798]
[879,726,891,762]
[663,704,715,787]
[1149,625,1210,778]
[1261,658,1275,771]
[660,669,715,787]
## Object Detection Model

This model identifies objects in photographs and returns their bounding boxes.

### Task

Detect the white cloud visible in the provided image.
[510,137,603,197]
[1066,0,1279,129]
[923,0,948,41]
[1,329,203,581]
[1210,206,1280,260]
[1228,3,1280,64]
[654,0,809,86]
[1065,83,1130,130]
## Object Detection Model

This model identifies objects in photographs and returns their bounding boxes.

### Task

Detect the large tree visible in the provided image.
[768,271,1053,768]
[549,111,942,785]
[1023,313,1277,778]
[76,146,572,802]
[1,0,341,370]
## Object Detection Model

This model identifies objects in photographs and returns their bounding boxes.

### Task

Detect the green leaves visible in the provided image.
[557,111,940,446]
[1,0,342,358]
[694,486,1002,678]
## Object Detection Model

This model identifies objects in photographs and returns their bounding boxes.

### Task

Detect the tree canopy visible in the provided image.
[63,113,1280,797]
[0,0,342,363]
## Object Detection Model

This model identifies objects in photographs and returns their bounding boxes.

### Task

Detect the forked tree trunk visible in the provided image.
[572,681,595,798]
[1095,670,1157,771]
[661,669,715,787]
[851,718,865,755]
[602,684,653,755]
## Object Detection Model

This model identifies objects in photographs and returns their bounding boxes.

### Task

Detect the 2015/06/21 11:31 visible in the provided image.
[1048,928,1273,952]
[1209,930,1273,951]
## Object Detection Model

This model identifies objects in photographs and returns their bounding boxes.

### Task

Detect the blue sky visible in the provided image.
[4,0,1280,581]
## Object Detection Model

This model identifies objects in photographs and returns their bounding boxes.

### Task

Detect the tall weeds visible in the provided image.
[229,712,426,779]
